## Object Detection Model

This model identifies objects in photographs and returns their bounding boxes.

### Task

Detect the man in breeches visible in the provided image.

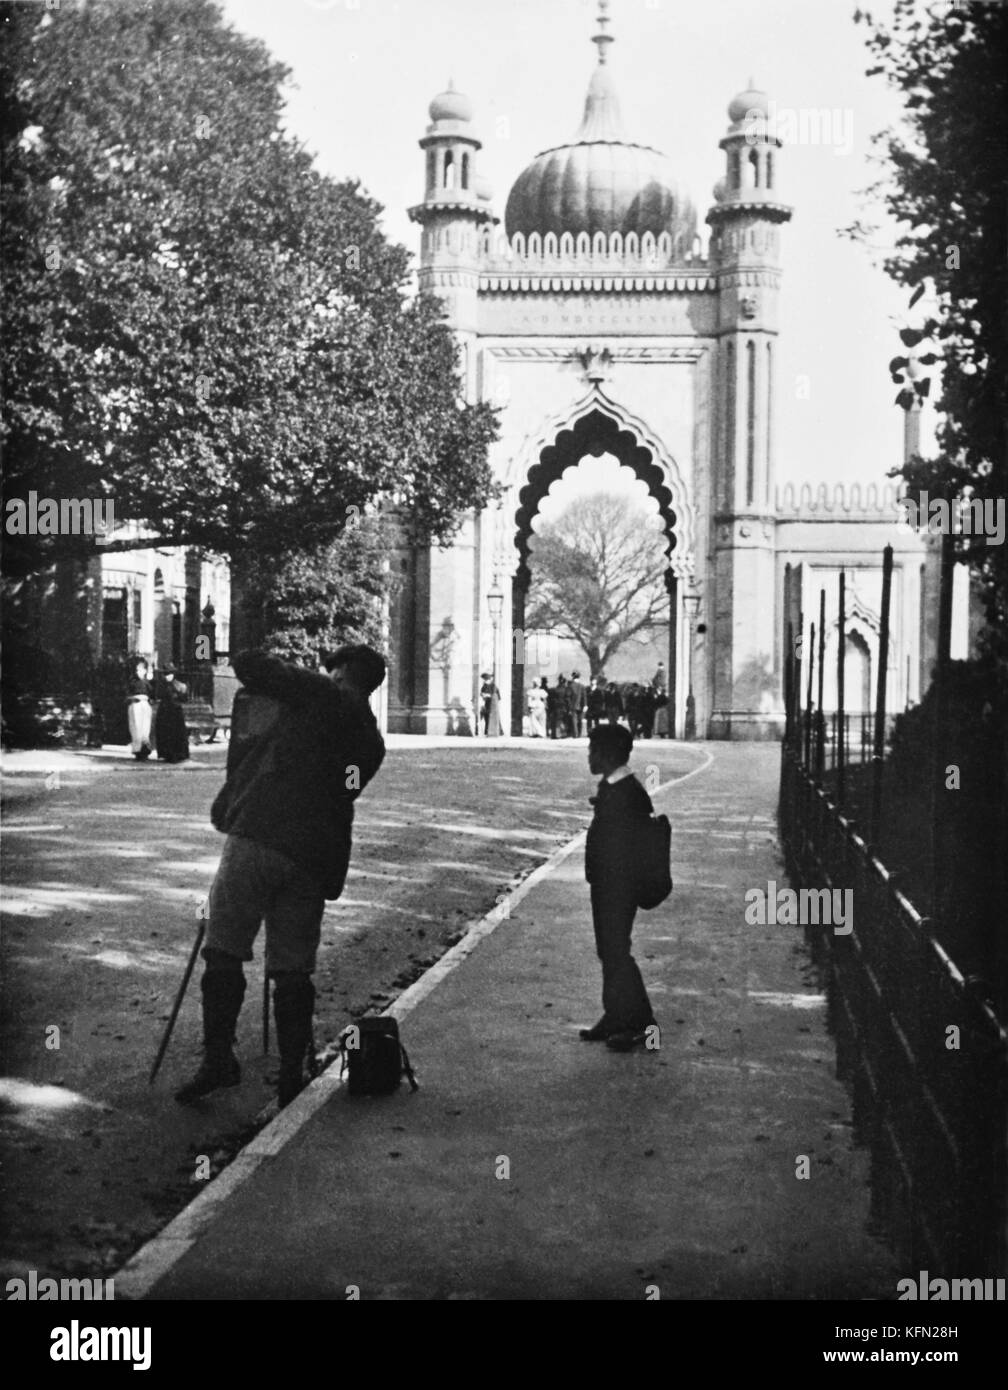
[175,643,386,1108]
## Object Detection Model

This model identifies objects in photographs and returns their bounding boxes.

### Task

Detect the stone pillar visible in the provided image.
[706,88,791,739]
[400,85,494,737]
[407,518,478,735]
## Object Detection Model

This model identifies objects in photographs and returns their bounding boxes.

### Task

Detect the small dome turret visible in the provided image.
[728,82,769,128]
[429,82,473,125]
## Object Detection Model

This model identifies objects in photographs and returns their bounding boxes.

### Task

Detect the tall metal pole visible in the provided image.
[666,572,678,739]
[816,588,826,781]
[783,564,792,744]
[784,620,794,745]
[684,622,696,741]
[793,610,804,756]
[870,546,894,845]
[932,532,955,922]
[805,619,815,771]
[684,590,699,741]
[837,570,846,807]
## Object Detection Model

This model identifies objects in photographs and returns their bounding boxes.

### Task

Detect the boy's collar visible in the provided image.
[605,765,632,785]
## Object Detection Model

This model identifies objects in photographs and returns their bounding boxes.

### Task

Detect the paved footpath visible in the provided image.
[116,744,898,1301]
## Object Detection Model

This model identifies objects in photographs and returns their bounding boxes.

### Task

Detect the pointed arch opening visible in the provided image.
[510,407,687,735]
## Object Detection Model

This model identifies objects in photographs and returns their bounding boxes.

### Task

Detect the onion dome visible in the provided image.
[428,81,472,125]
[727,81,769,128]
[504,3,695,242]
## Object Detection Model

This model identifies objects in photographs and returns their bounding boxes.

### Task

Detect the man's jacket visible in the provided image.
[585,774,655,892]
[211,651,385,899]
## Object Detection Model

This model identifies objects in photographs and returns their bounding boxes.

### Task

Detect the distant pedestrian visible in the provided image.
[652,662,667,696]
[586,677,606,733]
[527,679,547,738]
[175,644,386,1109]
[154,666,190,763]
[546,676,563,739]
[480,672,503,737]
[126,658,153,760]
[639,683,657,739]
[604,680,623,724]
[580,723,657,1051]
[566,670,586,737]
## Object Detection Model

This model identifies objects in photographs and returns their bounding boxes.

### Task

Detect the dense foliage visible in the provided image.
[849,0,1008,646]
[1,0,497,580]
[244,515,393,665]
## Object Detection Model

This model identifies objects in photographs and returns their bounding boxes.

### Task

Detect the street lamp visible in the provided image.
[487,582,504,685]
[683,586,701,741]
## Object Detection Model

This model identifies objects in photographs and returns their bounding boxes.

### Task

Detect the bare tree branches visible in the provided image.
[525,490,667,677]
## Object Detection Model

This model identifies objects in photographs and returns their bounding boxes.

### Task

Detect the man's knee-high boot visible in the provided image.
[174,968,246,1105]
[273,974,315,1108]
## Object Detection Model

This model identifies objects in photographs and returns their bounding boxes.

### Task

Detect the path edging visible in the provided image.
[113,745,713,1299]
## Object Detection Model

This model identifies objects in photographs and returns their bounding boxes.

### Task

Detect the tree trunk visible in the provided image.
[227,552,266,656]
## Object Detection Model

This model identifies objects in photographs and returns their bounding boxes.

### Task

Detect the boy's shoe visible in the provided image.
[579,1018,610,1042]
[605,1029,648,1052]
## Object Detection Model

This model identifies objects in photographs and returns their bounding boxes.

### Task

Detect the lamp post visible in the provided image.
[487,582,504,686]
[683,586,701,741]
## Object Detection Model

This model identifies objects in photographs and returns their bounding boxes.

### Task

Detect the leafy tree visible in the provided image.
[847,0,1008,643]
[1,0,497,583]
[525,491,669,678]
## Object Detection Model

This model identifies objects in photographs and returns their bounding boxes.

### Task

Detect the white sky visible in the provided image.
[534,455,662,531]
[219,0,914,490]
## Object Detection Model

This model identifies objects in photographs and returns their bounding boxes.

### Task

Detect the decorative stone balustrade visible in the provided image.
[775,481,907,520]
[477,226,709,269]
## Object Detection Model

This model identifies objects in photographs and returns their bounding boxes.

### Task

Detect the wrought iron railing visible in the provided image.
[779,744,1007,1275]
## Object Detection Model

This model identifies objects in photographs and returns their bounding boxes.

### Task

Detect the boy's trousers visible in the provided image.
[590,882,654,1031]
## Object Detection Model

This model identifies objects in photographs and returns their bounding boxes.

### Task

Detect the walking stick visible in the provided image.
[262,971,270,1055]
[149,918,205,1085]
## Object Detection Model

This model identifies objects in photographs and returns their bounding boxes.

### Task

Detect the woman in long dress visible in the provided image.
[154,666,190,762]
[126,658,153,760]
[527,679,548,738]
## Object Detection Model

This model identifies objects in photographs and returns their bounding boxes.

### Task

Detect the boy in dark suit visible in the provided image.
[581,723,657,1051]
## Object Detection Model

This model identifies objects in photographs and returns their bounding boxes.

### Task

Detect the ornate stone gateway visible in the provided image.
[509,398,693,736]
[387,3,926,739]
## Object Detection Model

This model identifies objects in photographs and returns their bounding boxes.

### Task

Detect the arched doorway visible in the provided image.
[511,406,689,736]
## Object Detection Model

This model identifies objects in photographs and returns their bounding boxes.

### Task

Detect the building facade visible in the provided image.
[8,535,230,684]
[388,7,948,739]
